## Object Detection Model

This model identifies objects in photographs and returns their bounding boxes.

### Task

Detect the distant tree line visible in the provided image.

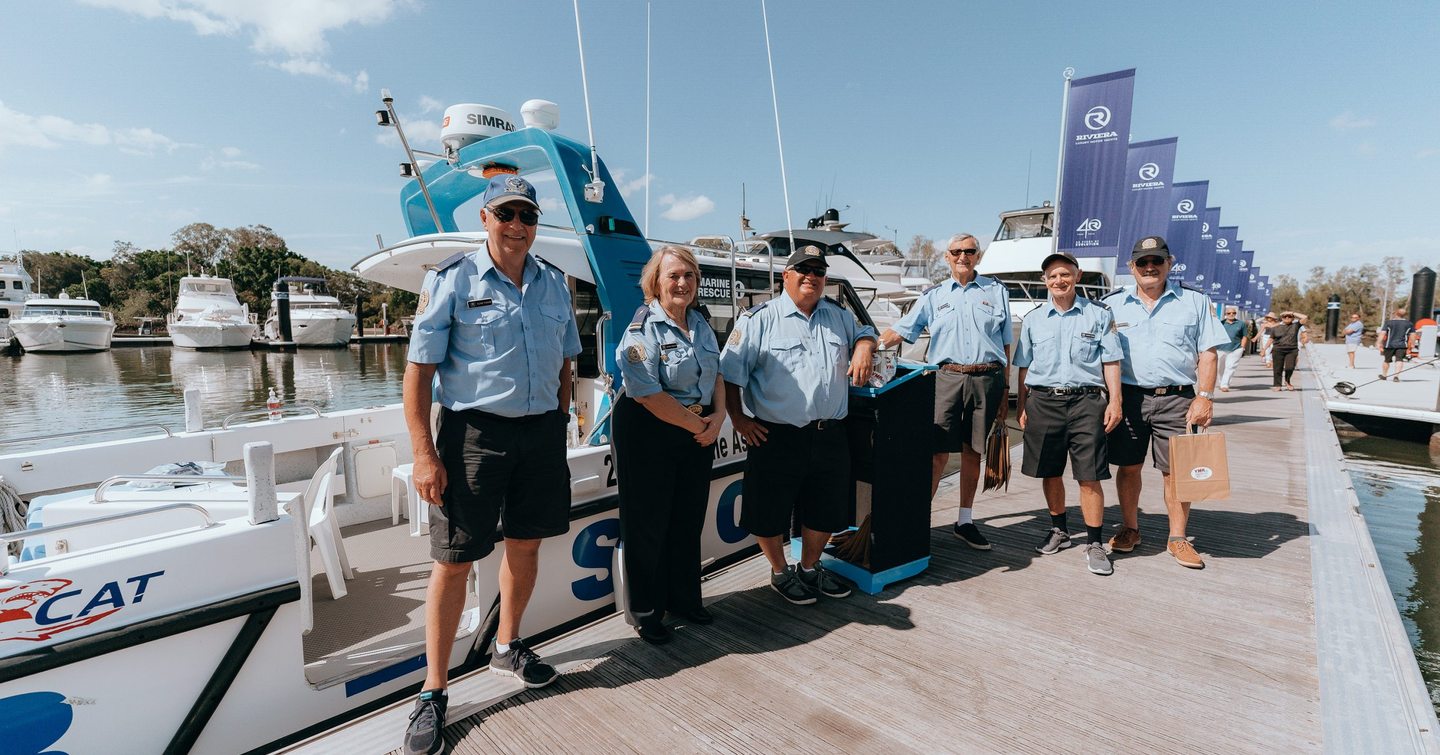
[1268,256,1437,329]
[18,223,416,330]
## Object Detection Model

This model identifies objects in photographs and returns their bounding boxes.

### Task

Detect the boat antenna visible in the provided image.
[81,269,89,300]
[572,0,605,203]
[760,0,796,280]
[376,89,444,232]
[644,0,652,236]
[1050,67,1075,254]
[1025,149,1033,207]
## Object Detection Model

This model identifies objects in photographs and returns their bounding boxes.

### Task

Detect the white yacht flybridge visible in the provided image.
[0,253,38,342]
[167,275,257,350]
[7,292,116,353]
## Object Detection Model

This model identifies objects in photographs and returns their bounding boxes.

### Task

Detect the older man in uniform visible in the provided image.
[879,233,1011,550]
[1014,252,1123,576]
[401,175,582,755]
[1102,236,1229,570]
[721,245,876,605]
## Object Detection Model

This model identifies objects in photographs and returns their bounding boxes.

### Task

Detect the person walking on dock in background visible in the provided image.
[1217,306,1248,392]
[879,233,1011,550]
[721,245,875,605]
[1267,312,1307,391]
[1343,313,1364,369]
[1246,317,1260,355]
[1102,236,1229,570]
[400,175,581,755]
[1013,252,1123,576]
[1378,309,1415,382]
[613,246,726,645]
[1258,313,1276,367]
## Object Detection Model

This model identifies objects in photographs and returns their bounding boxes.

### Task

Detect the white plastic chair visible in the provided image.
[390,463,430,537]
[305,447,353,599]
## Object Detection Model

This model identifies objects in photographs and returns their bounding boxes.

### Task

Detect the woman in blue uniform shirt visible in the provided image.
[614,245,725,644]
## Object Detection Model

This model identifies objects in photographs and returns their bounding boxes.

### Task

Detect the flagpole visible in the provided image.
[1051,67,1075,254]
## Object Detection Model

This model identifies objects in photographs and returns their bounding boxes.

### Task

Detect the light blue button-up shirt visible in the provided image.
[617,300,720,405]
[720,292,877,426]
[408,247,582,416]
[1013,297,1122,388]
[1102,284,1230,387]
[891,274,1012,364]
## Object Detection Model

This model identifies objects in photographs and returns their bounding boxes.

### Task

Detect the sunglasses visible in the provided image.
[947,248,980,257]
[792,264,828,277]
[489,205,540,226]
[1133,256,1167,268]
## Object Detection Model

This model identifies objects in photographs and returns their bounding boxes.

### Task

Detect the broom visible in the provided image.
[983,422,1010,492]
[829,514,872,569]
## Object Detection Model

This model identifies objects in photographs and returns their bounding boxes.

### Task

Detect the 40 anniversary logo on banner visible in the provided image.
[1057,69,1135,258]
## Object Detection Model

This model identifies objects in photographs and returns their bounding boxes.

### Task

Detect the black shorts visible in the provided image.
[741,420,850,537]
[1020,390,1111,482]
[431,407,572,563]
[1106,388,1191,475]
[934,370,1005,454]
[1383,347,1406,363]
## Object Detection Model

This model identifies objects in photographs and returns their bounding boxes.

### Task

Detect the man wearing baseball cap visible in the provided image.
[721,245,876,605]
[402,173,580,754]
[1013,251,1124,575]
[1101,236,1229,570]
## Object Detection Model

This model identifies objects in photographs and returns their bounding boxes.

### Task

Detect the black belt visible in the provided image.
[1030,385,1105,396]
[940,361,1004,375]
[770,418,843,431]
[1122,384,1194,397]
[455,407,559,423]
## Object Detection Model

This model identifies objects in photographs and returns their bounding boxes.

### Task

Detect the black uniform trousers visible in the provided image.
[613,395,712,618]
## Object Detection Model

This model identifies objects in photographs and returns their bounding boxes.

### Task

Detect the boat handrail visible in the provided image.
[221,402,325,429]
[0,423,174,447]
[93,474,248,502]
[0,502,214,577]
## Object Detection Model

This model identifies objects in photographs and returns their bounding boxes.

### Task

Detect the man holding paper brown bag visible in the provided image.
[1102,236,1229,570]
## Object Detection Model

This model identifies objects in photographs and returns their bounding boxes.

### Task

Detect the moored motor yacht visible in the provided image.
[167,275,258,350]
[0,254,38,343]
[262,277,357,347]
[7,293,116,353]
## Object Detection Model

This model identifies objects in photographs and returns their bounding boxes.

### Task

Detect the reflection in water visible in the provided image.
[1344,435,1440,712]
[1,344,409,452]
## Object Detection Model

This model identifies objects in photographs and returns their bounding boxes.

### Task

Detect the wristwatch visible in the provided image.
[1196,390,1213,399]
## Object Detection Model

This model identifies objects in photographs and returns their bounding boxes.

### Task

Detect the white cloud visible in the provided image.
[658,193,715,222]
[1417,148,1439,159]
[202,146,260,171]
[1330,111,1377,130]
[0,100,180,155]
[418,96,444,114]
[374,111,442,149]
[81,0,401,91]
[611,169,654,199]
[538,197,564,214]
[1357,142,1376,156]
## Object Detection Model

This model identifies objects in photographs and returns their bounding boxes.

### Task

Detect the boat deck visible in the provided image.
[290,356,1439,754]
[1308,342,1440,427]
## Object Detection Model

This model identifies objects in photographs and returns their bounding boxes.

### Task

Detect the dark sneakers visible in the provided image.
[489,638,559,689]
[403,689,447,755]
[797,563,852,598]
[636,614,672,645]
[954,522,992,550]
[770,566,818,605]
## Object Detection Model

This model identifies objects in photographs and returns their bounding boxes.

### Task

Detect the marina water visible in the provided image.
[1,344,408,453]
[1345,434,1440,711]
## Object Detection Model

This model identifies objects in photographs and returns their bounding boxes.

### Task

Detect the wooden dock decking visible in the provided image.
[299,354,1439,754]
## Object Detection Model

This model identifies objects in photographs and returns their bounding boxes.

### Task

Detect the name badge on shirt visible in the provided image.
[937,303,953,313]
[1081,331,1096,340]
[467,298,494,309]
[661,342,679,351]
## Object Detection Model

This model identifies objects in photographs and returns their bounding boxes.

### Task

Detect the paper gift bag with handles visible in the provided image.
[1167,426,1231,502]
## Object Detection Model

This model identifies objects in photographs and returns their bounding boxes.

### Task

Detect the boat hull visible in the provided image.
[268,313,357,347]
[169,321,257,350]
[9,318,116,352]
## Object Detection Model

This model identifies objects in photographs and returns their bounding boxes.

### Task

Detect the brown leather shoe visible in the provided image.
[1109,527,1141,553]
[1168,539,1205,569]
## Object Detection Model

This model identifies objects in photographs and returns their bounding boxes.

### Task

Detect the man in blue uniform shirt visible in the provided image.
[1013,252,1123,576]
[879,233,1011,550]
[401,174,582,755]
[1102,236,1229,570]
[721,245,876,605]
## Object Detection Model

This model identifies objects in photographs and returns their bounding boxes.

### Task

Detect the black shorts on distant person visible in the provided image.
[1020,390,1111,481]
[1106,388,1191,475]
[1383,347,1406,363]
[430,407,572,563]
[741,420,850,537]
[934,369,1005,453]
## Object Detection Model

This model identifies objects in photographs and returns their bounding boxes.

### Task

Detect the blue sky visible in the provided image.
[1,1,1436,283]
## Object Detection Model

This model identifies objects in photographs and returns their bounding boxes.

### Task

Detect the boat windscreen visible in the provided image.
[994,212,1055,241]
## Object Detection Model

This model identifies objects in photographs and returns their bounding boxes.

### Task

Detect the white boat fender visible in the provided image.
[245,442,278,525]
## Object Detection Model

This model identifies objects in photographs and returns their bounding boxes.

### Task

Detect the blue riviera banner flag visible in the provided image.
[1166,181,1209,285]
[1246,265,1262,309]
[1196,207,1220,292]
[1210,226,1239,301]
[1057,69,1136,258]
[1236,250,1255,304]
[1118,138,1178,265]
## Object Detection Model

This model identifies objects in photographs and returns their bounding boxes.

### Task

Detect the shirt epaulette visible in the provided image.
[1021,305,1048,321]
[742,301,769,317]
[921,282,943,295]
[627,305,650,331]
[430,251,467,273]
[1099,287,1128,300]
[1085,297,1111,310]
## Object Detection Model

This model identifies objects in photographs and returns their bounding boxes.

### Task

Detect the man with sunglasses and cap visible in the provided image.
[721,245,876,605]
[1014,251,1124,576]
[1102,235,1229,570]
[878,233,1011,550]
[401,174,582,755]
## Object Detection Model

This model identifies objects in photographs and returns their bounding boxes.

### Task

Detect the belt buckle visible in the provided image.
[686,404,704,415]
[1154,386,1169,396]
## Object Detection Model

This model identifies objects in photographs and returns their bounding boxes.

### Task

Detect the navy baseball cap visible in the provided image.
[1130,235,1171,260]
[785,245,828,269]
[482,174,541,212]
[1041,251,1079,272]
